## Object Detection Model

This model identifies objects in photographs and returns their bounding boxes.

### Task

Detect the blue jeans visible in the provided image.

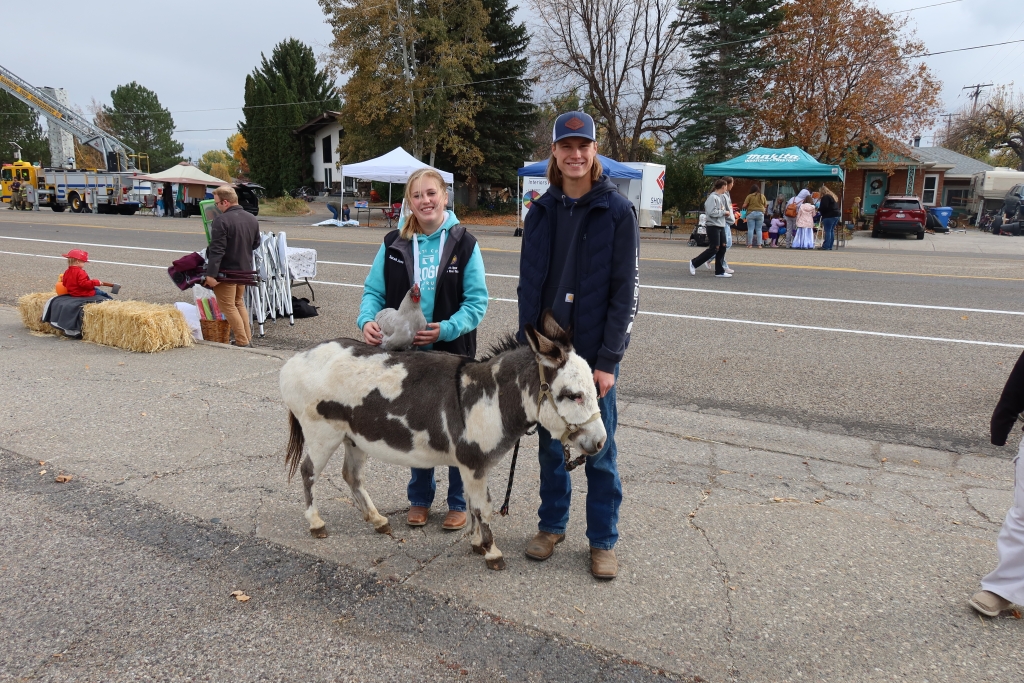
[822,216,839,250]
[327,204,339,220]
[408,467,465,511]
[536,364,621,550]
[746,211,764,246]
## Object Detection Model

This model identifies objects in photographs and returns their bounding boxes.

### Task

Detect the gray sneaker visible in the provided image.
[724,267,735,274]
[715,273,732,278]
[969,590,1012,617]
[689,261,696,276]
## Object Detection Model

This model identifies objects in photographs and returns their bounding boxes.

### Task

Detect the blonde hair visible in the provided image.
[401,168,448,240]
[820,186,838,201]
[546,154,603,186]
[212,186,237,204]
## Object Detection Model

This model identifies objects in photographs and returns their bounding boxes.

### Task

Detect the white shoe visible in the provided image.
[705,260,713,271]
[724,267,735,274]
[715,273,732,278]
[689,261,696,276]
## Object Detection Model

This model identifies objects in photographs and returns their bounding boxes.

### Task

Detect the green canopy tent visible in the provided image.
[704,146,846,247]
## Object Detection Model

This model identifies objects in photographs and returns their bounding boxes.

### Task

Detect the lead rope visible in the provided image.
[498,438,521,517]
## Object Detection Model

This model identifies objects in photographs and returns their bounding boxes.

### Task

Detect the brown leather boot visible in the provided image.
[442,510,467,530]
[407,506,429,526]
[590,547,618,579]
[525,531,565,560]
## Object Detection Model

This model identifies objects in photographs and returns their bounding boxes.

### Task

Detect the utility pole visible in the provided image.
[940,113,954,143]
[962,83,993,114]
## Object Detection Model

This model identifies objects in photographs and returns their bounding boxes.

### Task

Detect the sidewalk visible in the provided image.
[1,304,1021,682]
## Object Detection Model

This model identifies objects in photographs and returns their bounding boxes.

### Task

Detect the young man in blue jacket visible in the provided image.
[517,111,640,580]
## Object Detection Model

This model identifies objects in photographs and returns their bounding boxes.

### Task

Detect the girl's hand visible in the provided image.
[362,321,383,345]
[413,323,441,346]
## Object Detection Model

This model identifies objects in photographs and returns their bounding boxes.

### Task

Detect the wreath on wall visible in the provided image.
[857,142,875,158]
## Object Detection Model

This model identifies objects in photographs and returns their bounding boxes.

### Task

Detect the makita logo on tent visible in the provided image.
[744,153,800,163]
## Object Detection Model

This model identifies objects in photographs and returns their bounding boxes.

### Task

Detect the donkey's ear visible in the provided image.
[524,323,567,368]
[539,309,571,348]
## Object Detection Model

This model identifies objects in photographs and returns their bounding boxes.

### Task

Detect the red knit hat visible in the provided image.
[62,249,89,262]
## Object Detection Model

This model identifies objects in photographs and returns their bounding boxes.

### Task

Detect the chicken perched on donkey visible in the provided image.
[280,311,606,570]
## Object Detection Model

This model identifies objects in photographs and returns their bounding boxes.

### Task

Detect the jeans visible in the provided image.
[821,216,839,250]
[327,204,339,220]
[537,365,621,550]
[691,225,726,274]
[746,211,764,246]
[408,467,465,511]
[93,289,112,300]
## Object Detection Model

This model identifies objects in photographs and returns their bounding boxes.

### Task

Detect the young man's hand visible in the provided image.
[413,323,441,346]
[594,369,615,398]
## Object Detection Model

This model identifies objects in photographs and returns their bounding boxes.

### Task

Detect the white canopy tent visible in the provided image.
[339,147,453,222]
[135,161,229,187]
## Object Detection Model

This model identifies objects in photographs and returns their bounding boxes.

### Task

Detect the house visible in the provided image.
[294,111,354,194]
[910,147,993,211]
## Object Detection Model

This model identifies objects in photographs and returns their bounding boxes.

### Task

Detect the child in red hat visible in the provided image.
[61,249,117,299]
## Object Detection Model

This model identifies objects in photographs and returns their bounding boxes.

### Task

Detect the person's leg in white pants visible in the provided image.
[980,441,1024,607]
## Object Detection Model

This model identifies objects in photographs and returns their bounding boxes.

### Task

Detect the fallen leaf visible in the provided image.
[38,460,45,466]
[912,459,920,464]
[117,362,125,366]
[230,590,251,602]
[39,469,47,475]
[813,499,824,504]
[140,412,146,417]
[719,469,732,474]
[880,457,888,463]
[952,521,961,525]
[51,653,63,658]
[961,316,968,320]
[54,474,72,483]
[771,497,799,503]
[729,586,736,590]
[1011,609,1022,619]
[574,605,586,614]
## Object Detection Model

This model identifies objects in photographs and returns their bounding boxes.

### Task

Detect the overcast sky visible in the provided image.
[3,0,1021,165]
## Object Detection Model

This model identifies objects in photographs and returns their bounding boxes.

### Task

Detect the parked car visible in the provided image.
[234,183,264,216]
[1003,183,1024,221]
[871,195,926,240]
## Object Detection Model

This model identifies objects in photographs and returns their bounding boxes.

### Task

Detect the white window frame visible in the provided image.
[324,167,333,188]
[922,174,939,206]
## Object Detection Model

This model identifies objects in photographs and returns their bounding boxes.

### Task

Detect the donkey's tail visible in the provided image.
[285,411,305,483]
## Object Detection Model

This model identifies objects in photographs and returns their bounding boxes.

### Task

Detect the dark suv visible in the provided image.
[871,196,926,240]
[1003,184,1024,221]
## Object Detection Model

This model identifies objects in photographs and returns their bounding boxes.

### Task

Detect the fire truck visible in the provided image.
[0,63,140,212]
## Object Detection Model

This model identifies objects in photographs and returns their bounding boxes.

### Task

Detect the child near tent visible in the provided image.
[768,213,785,247]
[59,249,117,299]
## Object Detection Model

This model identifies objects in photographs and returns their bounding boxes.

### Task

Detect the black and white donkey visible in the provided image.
[280,311,606,570]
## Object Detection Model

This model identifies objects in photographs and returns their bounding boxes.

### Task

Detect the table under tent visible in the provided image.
[703,147,846,247]
[336,147,454,227]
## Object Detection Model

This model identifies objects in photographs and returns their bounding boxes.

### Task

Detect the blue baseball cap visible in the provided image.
[552,111,596,143]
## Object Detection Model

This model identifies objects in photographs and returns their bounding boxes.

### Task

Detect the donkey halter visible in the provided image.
[537,361,601,459]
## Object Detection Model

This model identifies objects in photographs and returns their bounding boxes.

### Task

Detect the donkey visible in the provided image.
[280,311,606,570]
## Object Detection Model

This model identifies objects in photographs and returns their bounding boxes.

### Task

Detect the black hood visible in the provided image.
[542,175,619,209]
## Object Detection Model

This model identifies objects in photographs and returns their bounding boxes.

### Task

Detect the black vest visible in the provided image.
[382,225,478,358]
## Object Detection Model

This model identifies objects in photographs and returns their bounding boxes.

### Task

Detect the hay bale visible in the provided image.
[18,292,60,335]
[82,300,194,353]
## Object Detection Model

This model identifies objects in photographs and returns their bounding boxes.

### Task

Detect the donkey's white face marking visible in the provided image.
[537,351,606,454]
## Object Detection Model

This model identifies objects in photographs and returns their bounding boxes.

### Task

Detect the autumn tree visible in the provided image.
[320,0,491,170]
[240,38,340,196]
[673,0,784,161]
[528,0,688,161]
[100,82,183,171]
[227,133,249,178]
[198,149,236,181]
[940,87,1024,170]
[744,0,940,164]
[0,91,49,166]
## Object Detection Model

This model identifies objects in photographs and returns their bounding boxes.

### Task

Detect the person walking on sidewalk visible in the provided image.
[358,168,489,533]
[517,111,640,580]
[690,179,733,277]
[969,350,1024,617]
[818,187,841,250]
[742,184,768,248]
[202,186,261,347]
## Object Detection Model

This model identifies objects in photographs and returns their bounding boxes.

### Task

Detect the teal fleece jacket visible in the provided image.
[356,211,488,346]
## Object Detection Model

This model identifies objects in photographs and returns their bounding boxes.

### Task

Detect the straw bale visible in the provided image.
[82,300,194,353]
[18,292,60,334]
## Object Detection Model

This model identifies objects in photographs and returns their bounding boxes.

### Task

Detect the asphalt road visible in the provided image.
[1,209,1023,455]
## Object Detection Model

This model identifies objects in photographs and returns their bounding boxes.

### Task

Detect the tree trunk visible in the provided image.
[467,172,479,210]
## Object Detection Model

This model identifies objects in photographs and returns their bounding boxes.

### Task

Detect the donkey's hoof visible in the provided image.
[472,544,486,555]
[375,522,392,535]
[486,557,506,571]
[310,526,328,539]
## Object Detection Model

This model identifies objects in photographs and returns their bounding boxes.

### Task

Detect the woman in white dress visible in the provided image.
[784,189,810,246]
[792,196,817,249]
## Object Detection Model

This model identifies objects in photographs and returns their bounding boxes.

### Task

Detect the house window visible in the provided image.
[322,134,332,164]
[945,188,970,208]
[922,174,939,206]
[324,167,333,188]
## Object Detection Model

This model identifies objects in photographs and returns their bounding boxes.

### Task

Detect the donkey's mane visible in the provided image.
[478,333,523,362]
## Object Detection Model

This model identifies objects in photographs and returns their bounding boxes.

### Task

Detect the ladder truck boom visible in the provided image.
[0,63,135,171]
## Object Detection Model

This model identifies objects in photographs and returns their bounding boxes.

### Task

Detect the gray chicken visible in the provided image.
[374,284,428,351]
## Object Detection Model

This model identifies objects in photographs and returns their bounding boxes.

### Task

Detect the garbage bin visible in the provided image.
[929,206,953,229]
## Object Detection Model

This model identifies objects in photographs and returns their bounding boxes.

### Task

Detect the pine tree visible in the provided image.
[240,39,340,196]
[101,82,183,171]
[673,0,783,161]
[446,0,537,204]
[0,91,50,166]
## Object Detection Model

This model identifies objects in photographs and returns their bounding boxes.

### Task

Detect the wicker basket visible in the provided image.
[200,319,231,344]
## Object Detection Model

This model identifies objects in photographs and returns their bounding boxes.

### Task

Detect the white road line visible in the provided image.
[638,310,1024,349]
[0,235,184,253]
[641,284,1024,316]
[0,250,165,269]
